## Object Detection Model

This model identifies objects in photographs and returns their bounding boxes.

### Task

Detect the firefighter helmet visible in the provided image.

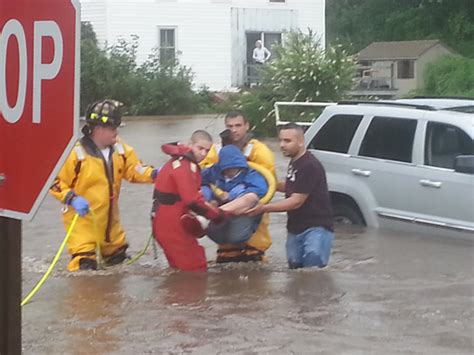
[85,99,124,127]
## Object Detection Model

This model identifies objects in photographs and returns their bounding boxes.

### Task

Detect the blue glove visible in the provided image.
[71,196,90,216]
[228,184,246,201]
[151,168,160,181]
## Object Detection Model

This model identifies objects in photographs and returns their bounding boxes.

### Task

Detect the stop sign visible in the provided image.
[0,0,80,220]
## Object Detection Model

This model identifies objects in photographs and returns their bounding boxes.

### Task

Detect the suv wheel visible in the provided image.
[333,203,364,225]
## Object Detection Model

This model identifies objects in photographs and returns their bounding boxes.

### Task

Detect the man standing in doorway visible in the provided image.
[253,40,271,64]
[248,123,334,269]
[200,111,275,263]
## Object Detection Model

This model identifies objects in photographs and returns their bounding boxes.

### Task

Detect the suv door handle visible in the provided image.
[419,179,442,188]
[351,169,371,177]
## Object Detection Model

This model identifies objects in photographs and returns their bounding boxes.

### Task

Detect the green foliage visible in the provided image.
[80,22,213,116]
[80,22,110,114]
[261,31,355,102]
[326,0,474,58]
[419,55,474,97]
[237,30,355,137]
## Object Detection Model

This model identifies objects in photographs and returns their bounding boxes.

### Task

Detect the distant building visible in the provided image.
[80,0,325,90]
[350,40,457,98]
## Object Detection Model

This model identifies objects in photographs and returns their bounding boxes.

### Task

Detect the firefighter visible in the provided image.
[50,99,156,271]
[152,130,226,272]
[200,111,276,262]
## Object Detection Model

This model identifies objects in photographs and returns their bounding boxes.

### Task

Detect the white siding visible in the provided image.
[81,0,108,46]
[80,0,325,90]
[230,7,298,86]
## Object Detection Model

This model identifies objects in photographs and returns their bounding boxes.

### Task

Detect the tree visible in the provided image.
[420,55,474,97]
[326,0,474,57]
[80,22,109,114]
[80,22,212,116]
[238,30,355,136]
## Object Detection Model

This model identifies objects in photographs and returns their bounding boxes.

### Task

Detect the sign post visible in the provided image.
[0,0,79,352]
[0,218,21,355]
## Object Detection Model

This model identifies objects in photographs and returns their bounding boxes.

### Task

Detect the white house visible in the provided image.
[80,0,325,90]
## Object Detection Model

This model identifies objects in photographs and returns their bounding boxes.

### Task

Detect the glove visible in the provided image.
[70,196,90,216]
[181,213,209,238]
[228,184,246,201]
[209,208,228,224]
[151,168,160,181]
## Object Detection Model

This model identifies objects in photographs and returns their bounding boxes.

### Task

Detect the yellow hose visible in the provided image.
[126,233,154,265]
[21,214,79,306]
[210,162,276,204]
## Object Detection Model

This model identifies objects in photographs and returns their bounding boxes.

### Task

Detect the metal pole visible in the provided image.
[0,217,22,355]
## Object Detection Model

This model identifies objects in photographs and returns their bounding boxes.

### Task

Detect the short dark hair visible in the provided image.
[190,130,213,143]
[279,122,305,134]
[225,110,248,123]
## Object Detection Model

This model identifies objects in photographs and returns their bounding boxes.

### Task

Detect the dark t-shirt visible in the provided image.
[285,151,333,234]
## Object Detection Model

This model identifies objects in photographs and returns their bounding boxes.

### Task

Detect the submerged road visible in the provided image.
[22,116,473,354]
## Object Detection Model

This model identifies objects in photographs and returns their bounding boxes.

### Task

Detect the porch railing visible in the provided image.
[244,64,262,86]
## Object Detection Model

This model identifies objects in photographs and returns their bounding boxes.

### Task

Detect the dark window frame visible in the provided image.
[308,114,363,154]
[358,116,417,163]
[424,122,474,169]
[159,27,176,64]
[397,60,414,79]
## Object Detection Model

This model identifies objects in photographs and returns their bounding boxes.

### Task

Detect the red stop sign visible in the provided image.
[0,0,79,220]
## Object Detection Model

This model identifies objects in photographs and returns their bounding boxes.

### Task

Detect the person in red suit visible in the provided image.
[152,130,226,272]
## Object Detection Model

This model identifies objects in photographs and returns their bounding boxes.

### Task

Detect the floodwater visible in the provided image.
[22,116,473,354]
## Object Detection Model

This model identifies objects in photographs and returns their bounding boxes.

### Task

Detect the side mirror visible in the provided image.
[454,155,474,174]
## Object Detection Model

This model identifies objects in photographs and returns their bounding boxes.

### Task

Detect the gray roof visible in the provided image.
[358,40,453,60]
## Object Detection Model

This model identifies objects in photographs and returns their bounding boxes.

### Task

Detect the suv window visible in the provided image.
[308,114,363,153]
[359,116,417,163]
[425,122,473,169]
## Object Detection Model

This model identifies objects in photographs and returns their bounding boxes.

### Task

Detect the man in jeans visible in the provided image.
[248,123,333,268]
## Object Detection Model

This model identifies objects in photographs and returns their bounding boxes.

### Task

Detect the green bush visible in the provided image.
[237,30,355,137]
[80,22,211,116]
[420,55,474,97]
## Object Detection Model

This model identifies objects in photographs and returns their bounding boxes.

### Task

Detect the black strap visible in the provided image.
[71,251,96,258]
[153,190,181,205]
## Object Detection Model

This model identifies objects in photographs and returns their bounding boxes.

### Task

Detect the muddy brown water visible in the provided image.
[21,116,473,354]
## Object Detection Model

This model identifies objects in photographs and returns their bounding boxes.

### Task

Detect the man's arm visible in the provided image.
[247,193,308,216]
[264,47,271,61]
[121,141,154,183]
[49,150,80,203]
[276,180,285,193]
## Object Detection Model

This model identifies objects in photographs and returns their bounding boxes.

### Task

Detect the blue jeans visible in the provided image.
[286,227,333,269]
[207,215,261,245]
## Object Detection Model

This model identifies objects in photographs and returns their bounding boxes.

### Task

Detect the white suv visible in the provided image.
[300,100,474,238]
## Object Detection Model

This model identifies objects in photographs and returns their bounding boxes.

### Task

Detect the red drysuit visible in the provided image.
[152,143,223,271]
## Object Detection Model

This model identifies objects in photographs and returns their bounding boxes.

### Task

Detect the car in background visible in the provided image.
[293,100,474,239]
[395,97,474,113]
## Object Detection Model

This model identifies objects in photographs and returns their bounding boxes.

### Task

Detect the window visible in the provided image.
[359,116,417,163]
[425,122,473,169]
[159,28,176,64]
[397,60,414,79]
[308,115,363,153]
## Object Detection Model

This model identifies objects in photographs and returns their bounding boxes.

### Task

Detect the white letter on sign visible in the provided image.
[33,21,63,124]
[0,19,28,124]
